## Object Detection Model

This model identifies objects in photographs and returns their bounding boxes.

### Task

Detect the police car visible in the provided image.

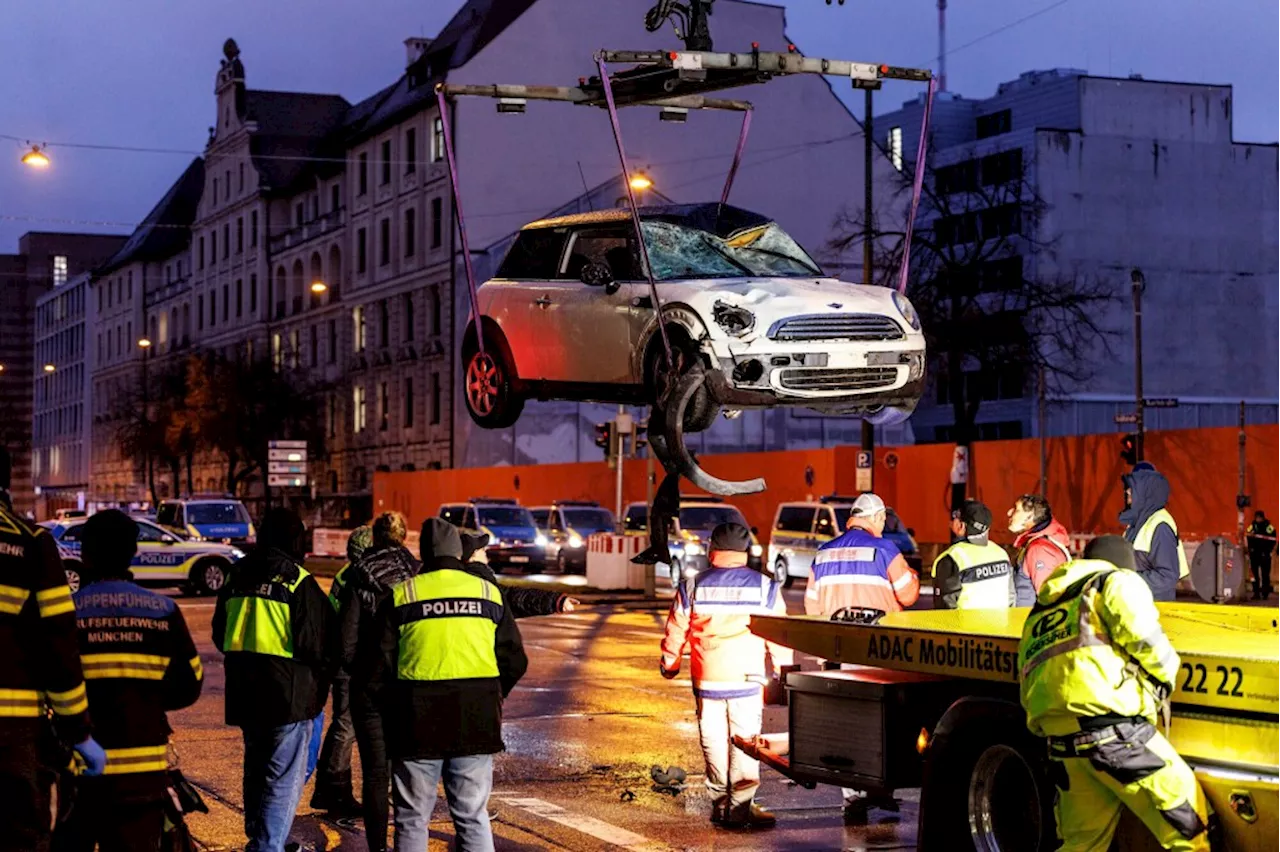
[43,516,245,595]
[156,497,255,547]
[622,499,762,584]
[439,498,546,573]
[767,496,920,587]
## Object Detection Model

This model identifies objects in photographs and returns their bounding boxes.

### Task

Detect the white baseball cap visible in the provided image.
[851,493,886,517]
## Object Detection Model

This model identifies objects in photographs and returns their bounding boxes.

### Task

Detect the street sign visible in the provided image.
[268,448,307,462]
[1144,398,1179,409]
[268,462,307,475]
[268,439,308,449]
[1114,413,1138,424]
[855,450,873,492]
[268,474,307,488]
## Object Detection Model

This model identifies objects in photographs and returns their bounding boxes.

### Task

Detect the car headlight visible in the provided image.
[892,291,921,331]
[712,300,755,336]
[685,543,705,556]
[229,548,246,560]
[568,534,584,549]
[750,544,763,558]
[684,563,700,579]
[534,534,548,548]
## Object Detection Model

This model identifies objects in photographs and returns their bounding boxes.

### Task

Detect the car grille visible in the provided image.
[778,367,899,392]
[768,314,904,342]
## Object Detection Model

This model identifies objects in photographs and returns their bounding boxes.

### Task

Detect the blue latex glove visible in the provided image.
[74,736,107,777]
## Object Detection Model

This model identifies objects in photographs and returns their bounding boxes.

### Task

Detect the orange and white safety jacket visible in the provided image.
[805,527,920,617]
[660,561,792,700]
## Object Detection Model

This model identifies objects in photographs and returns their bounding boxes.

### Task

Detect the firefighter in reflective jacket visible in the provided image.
[1019,535,1208,851]
[932,500,1015,609]
[0,447,103,851]
[1120,463,1188,602]
[57,510,203,852]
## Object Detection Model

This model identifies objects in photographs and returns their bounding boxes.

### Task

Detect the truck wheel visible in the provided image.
[773,557,794,589]
[921,718,1057,852]
[63,561,83,593]
[191,558,230,596]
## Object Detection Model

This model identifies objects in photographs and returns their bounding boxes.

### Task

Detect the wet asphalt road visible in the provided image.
[172,577,920,851]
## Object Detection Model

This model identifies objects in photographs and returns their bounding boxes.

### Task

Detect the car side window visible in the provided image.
[624,506,647,532]
[814,509,837,537]
[531,509,549,528]
[560,227,639,282]
[775,506,816,534]
[462,508,476,530]
[549,510,565,533]
[496,227,569,280]
[136,522,168,543]
[156,503,178,527]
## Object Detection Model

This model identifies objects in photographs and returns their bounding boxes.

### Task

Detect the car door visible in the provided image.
[531,225,640,384]
[488,227,570,381]
[134,520,187,582]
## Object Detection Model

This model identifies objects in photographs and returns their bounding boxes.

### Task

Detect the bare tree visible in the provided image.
[832,142,1116,479]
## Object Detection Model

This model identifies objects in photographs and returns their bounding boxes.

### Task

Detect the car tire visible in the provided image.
[773,557,794,589]
[647,336,718,433]
[63,561,83,593]
[462,329,524,429]
[556,550,568,574]
[191,558,230,596]
[920,714,1057,852]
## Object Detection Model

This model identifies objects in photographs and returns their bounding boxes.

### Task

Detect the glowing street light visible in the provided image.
[43,363,56,373]
[629,172,653,191]
[22,145,50,169]
[137,338,152,349]
[310,280,328,294]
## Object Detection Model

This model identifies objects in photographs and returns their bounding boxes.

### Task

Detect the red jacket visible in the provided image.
[1012,519,1072,604]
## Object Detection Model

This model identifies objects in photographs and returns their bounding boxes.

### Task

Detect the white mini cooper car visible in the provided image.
[462,204,925,430]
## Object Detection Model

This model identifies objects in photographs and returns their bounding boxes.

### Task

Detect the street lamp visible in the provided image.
[310,281,328,294]
[43,363,55,373]
[1130,268,1146,463]
[629,172,653,192]
[22,144,50,169]
[137,338,152,349]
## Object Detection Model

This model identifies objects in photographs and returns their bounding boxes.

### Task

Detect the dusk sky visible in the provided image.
[1,0,1275,250]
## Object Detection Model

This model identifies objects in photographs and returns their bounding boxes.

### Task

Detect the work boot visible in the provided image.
[709,796,728,826]
[722,801,776,830]
[309,788,361,816]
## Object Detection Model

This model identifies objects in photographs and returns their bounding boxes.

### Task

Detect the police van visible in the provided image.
[44,516,245,595]
[622,499,762,583]
[439,498,546,573]
[156,496,255,547]
[767,496,920,587]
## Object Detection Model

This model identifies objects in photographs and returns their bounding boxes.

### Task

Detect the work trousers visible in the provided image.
[313,673,355,800]
[1249,552,1272,597]
[1053,722,1208,852]
[54,781,166,852]
[241,719,312,852]
[0,731,55,852]
[695,693,762,810]
[391,754,494,852]
[352,699,390,852]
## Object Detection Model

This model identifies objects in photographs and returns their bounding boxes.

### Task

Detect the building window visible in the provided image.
[236,279,243,317]
[980,148,1023,187]
[404,378,414,428]
[211,230,217,264]
[888,126,903,171]
[212,177,218,205]
[358,152,368,195]
[353,305,366,353]
[429,286,441,336]
[402,292,414,341]
[249,274,258,313]
[52,255,67,287]
[380,139,392,185]
[309,324,318,366]
[405,128,417,174]
[198,237,205,270]
[430,372,441,424]
[430,197,443,249]
[271,333,283,372]
[209,291,217,327]
[404,207,416,258]
[295,202,305,227]
[327,395,337,438]
[222,225,229,258]
[236,217,244,253]
[251,210,258,247]
[431,117,444,162]
[378,300,389,348]
[328,319,337,364]
[224,170,230,200]
[197,295,204,330]
[288,329,299,368]
[379,219,391,267]
[378,382,390,431]
[976,108,1012,140]
[238,162,245,191]
[353,385,367,432]
[357,228,368,273]
[311,195,319,221]
[222,284,230,322]
[331,183,340,212]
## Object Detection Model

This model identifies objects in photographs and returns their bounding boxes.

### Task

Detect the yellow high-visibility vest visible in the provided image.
[1133,509,1190,579]
[222,569,311,659]
[933,540,1014,609]
[392,569,504,682]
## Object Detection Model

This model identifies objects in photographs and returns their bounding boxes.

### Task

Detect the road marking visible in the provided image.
[492,793,668,850]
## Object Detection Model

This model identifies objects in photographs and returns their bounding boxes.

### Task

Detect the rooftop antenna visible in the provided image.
[938,0,947,92]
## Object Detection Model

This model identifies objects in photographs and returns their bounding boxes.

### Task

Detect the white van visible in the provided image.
[767,496,919,586]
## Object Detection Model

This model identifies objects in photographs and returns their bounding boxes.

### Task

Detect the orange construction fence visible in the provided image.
[373,424,1277,548]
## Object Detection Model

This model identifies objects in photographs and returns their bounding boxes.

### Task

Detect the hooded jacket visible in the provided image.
[1012,518,1072,606]
[460,532,566,618]
[213,546,332,728]
[1119,467,1181,602]
[340,544,421,706]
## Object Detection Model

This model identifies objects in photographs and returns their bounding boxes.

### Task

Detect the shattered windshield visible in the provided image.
[642,220,822,281]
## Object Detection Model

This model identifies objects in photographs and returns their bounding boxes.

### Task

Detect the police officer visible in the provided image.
[1120,463,1187,602]
[310,526,372,816]
[0,447,104,851]
[212,508,333,852]
[56,510,203,852]
[660,523,791,830]
[1019,535,1208,850]
[1245,510,1276,600]
[932,500,1015,609]
[371,518,527,851]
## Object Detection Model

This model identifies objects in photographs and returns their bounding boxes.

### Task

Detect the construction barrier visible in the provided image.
[311,528,421,559]
[585,533,647,590]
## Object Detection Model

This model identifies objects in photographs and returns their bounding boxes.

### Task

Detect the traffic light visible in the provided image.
[595,422,614,459]
[634,421,648,455]
[1120,433,1138,466]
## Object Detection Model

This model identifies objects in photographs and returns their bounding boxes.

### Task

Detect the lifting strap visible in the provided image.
[720,109,753,205]
[897,76,937,294]
[434,86,486,357]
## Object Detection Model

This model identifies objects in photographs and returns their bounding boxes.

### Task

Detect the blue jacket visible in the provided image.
[1120,467,1180,602]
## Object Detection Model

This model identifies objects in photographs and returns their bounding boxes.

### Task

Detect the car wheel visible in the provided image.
[773,557,794,589]
[192,558,229,596]
[63,561,82,593]
[668,558,683,587]
[462,335,524,429]
[648,337,718,433]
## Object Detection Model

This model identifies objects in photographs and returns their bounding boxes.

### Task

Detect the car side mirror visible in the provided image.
[580,262,618,294]
[161,534,177,544]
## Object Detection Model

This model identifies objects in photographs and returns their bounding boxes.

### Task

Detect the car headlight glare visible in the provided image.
[534,534,549,548]
[568,534,584,549]
[750,544,763,558]
[230,548,246,560]
[892,291,921,331]
[685,543,705,556]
